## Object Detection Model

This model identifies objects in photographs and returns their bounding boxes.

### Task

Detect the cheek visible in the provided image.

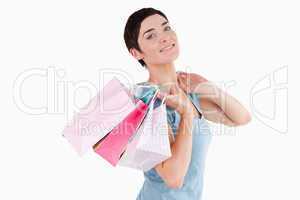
[143,42,160,57]
[140,39,153,50]
[149,45,159,54]
[171,32,178,43]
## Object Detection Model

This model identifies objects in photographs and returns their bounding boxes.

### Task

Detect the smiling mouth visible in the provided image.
[160,43,175,53]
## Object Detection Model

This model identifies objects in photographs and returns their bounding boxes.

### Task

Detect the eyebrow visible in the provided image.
[143,21,169,37]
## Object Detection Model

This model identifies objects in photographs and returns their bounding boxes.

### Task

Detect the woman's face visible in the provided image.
[133,14,180,66]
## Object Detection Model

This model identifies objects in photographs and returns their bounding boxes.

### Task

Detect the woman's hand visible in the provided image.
[177,71,208,94]
[157,83,194,117]
[177,71,251,126]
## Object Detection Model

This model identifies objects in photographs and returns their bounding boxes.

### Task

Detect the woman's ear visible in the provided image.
[130,48,144,60]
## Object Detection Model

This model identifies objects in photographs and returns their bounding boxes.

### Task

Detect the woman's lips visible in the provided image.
[160,43,175,53]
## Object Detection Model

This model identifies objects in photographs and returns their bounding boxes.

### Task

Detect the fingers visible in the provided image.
[157,91,167,100]
[169,83,180,95]
[177,76,187,93]
[157,86,179,108]
[177,72,191,93]
[179,71,209,83]
[178,72,190,83]
[178,71,189,80]
[157,90,175,102]
[178,71,187,77]
[160,92,177,109]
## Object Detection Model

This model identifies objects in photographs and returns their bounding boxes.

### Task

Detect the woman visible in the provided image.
[124,8,251,200]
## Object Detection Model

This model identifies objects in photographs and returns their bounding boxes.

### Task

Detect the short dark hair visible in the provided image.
[123,8,168,68]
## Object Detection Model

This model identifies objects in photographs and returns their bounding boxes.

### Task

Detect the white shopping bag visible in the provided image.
[118,96,171,171]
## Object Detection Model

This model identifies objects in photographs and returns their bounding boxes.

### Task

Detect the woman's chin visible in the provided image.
[159,52,179,64]
[166,54,179,63]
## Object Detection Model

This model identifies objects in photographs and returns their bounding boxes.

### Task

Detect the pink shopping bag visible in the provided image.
[93,99,148,166]
[62,77,136,156]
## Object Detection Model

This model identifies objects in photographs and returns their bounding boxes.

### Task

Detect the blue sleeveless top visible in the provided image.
[136,83,213,200]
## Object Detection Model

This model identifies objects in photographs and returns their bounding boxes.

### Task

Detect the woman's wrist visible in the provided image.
[179,109,194,134]
[180,104,194,119]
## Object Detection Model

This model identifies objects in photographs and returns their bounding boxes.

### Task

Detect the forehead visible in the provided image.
[139,14,168,32]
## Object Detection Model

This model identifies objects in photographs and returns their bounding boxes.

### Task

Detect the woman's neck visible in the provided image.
[147,63,177,84]
[146,62,178,94]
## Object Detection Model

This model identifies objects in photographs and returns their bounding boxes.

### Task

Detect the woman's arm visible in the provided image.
[197,82,251,126]
[154,112,193,189]
[198,97,236,126]
[177,72,251,126]
[154,84,195,189]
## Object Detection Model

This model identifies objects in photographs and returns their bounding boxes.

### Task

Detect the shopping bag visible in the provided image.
[62,77,136,155]
[93,85,159,166]
[118,96,171,171]
[93,99,148,166]
[94,86,158,166]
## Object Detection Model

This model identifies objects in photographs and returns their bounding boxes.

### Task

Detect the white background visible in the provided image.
[1,0,299,199]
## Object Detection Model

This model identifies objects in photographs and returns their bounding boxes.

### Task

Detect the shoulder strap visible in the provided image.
[188,93,203,119]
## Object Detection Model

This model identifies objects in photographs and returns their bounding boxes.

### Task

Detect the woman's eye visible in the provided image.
[146,33,156,40]
[164,26,171,31]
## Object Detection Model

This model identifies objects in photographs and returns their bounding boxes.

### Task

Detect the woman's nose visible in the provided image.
[160,33,170,44]
[161,37,167,43]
